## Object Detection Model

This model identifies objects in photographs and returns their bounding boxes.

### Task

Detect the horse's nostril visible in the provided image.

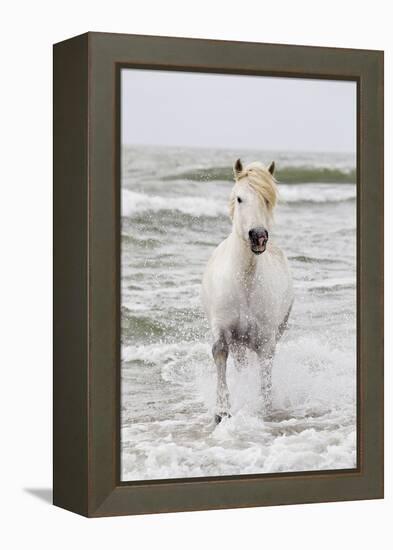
[249,228,268,241]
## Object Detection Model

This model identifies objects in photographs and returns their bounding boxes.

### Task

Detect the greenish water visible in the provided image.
[164,165,356,183]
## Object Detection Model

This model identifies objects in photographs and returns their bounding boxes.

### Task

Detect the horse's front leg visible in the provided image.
[257,339,276,416]
[212,336,231,424]
[230,343,247,371]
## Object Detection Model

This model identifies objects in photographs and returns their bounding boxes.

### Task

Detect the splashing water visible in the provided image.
[121,146,356,481]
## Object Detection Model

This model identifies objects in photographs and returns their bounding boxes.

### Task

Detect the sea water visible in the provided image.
[120,145,356,481]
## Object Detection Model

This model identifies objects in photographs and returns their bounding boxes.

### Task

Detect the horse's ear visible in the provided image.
[268,161,275,175]
[234,158,243,177]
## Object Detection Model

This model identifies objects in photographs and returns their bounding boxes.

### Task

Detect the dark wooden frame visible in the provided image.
[53,32,384,517]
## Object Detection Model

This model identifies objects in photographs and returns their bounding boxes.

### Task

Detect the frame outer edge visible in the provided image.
[359,50,384,498]
[53,33,90,517]
[67,32,384,517]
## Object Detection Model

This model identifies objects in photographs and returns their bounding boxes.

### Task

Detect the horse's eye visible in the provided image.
[237,197,242,204]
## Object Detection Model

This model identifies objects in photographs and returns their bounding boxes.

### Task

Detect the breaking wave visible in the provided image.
[122,184,355,220]
[163,165,356,184]
[122,190,225,218]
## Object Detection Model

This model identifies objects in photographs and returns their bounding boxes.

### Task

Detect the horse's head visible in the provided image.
[229,158,278,255]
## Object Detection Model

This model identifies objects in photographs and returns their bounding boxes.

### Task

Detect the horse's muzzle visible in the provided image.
[249,227,268,254]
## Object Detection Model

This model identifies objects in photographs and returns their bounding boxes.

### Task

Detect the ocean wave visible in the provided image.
[289,255,339,265]
[122,189,225,218]
[121,308,166,340]
[122,341,211,388]
[279,184,356,204]
[122,185,355,220]
[121,233,162,248]
[299,277,356,291]
[163,165,356,184]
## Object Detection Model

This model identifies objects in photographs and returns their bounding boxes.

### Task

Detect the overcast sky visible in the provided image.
[121,69,356,153]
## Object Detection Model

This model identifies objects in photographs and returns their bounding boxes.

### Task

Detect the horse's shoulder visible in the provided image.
[208,238,229,263]
[203,239,230,286]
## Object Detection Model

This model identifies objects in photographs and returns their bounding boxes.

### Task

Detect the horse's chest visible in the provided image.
[230,284,272,343]
[239,278,273,316]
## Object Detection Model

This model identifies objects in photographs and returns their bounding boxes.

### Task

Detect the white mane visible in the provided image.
[229,161,278,219]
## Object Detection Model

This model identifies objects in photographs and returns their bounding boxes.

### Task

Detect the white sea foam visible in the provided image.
[122,189,225,218]
[121,416,356,480]
[279,184,356,204]
[122,184,355,220]
[121,333,356,480]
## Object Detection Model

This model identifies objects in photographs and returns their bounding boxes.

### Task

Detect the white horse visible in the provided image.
[202,159,294,423]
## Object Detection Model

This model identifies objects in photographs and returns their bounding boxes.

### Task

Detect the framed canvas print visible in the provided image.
[53,32,384,517]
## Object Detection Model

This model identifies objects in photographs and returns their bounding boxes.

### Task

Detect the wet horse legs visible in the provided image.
[212,336,230,423]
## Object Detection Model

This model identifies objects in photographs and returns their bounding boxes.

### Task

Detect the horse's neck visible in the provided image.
[228,231,260,277]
